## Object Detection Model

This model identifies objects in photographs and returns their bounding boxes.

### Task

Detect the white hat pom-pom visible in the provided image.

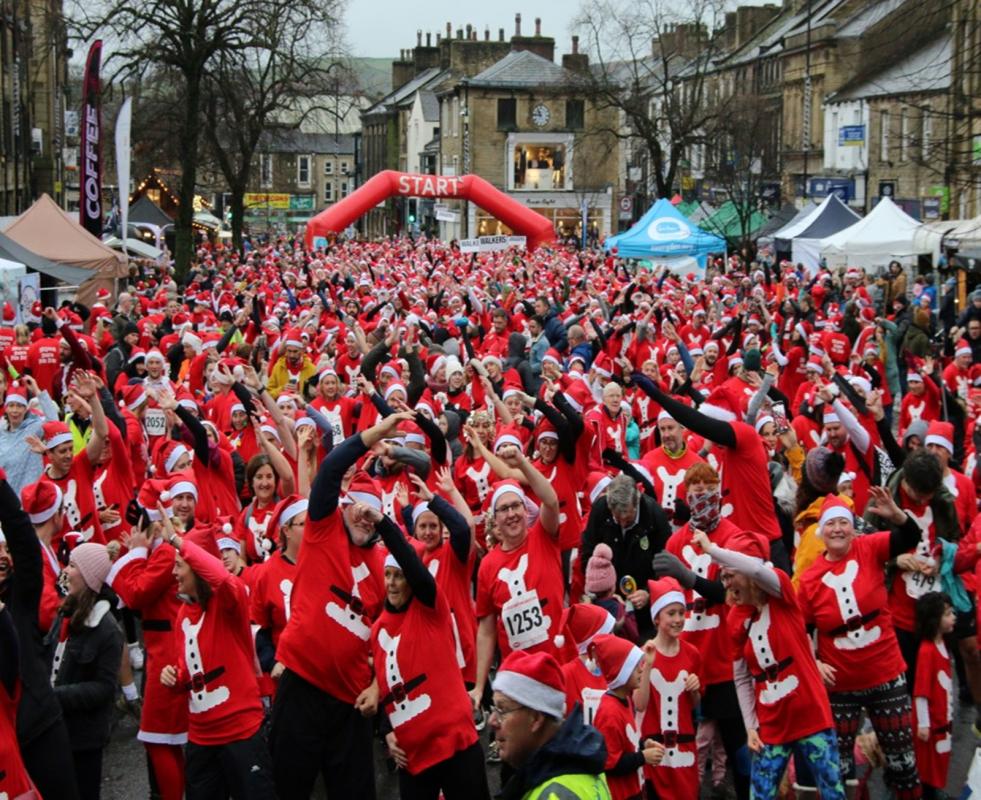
[233,365,245,381]
[222,522,233,534]
[160,491,171,502]
[553,634,565,649]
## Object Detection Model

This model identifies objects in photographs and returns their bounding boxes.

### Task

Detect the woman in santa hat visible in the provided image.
[690,527,845,800]
[105,481,188,800]
[590,633,665,800]
[635,576,701,799]
[251,494,307,682]
[363,481,490,799]
[0,375,60,495]
[235,419,296,564]
[552,603,615,726]
[50,541,122,800]
[157,515,273,797]
[796,488,924,800]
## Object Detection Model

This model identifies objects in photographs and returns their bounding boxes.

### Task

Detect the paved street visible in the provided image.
[101,687,975,798]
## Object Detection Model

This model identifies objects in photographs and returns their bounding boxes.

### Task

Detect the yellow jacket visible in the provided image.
[267,355,317,398]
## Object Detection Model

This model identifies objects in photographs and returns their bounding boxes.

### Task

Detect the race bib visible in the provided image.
[144,408,167,437]
[323,407,344,445]
[903,569,938,599]
[581,687,605,726]
[501,591,548,651]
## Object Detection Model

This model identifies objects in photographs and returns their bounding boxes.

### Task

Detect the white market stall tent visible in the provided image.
[785,194,862,269]
[820,196,941,269]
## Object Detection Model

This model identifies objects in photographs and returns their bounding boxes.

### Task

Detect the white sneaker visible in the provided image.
[128,642,145,671]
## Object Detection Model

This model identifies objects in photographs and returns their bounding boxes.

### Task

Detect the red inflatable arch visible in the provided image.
[304,170,556,250]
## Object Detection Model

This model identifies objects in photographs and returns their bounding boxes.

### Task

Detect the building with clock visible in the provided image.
[360,17,620,242]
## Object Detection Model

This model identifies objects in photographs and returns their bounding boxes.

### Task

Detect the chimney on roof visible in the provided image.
[426,32,431,46]
[515,13,521,36]
[436,33,441,44]
[446,21,452,38]
[535,17,541,36]
[484,27,490,41]
[572,35,579,54]
[417,30,422,46]
[563,35,589,72]
[465,23,472,39]
[499,28,505,41]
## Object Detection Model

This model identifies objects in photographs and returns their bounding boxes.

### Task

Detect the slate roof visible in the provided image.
[467,50,570,88]
[830,33,952,101]
[258,130,356,155]
[419,91,440,122]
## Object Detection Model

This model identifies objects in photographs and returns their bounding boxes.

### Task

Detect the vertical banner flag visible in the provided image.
[79,40,103,236]
[115,97,133,254]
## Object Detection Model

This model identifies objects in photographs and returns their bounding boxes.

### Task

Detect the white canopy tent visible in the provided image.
[820,197,940,269]
[944,215,981,255]
[103,236,164,261]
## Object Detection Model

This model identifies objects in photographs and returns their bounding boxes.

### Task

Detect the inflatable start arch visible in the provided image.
[304,170,556,250]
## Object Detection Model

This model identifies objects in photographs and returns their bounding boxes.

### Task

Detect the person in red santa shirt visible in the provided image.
[552,604,615,726]
[362,484,491,800]
[899,366,941,434]
[944,339,973,402]
[817,383,877,515]
[821,315,851,366]
[157,516,274,797]
[471,446,563,712]
[24,312,63,392]
[634,577,701,800]
[640,411,705,517]
[796,491,924,799]
[925,420,977,531]
[270,413,407,799]
[590,633,665,800]
[0,602,42,800]
[105,483,189,800]
[913,593,956,800]
[215,521,261,595]
[25,373,107,549]
[691,528,846,800]
[309,366,358,446]
[235,432,296,565]
[402,470,479,687]
[334,330,364,387]
[584,381,629,473]
[251,494,306,691]
[0,301,16,351]
[653,461,749,800]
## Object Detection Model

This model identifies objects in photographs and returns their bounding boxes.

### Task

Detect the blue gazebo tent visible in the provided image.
[606,198,725,274]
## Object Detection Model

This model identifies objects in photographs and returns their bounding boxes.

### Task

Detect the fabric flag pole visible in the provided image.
[115,97,132,256]
[79,39,103,237]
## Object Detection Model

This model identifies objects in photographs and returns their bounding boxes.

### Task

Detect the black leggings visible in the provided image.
[72,748,104,800]
[397,741,491,800]
[184,729,274,800]
[20,719,80,800]
[270,668,377,800]
[701,681,750,800]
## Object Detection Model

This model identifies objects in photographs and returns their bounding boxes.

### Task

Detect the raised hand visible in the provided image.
[409,472,433,502]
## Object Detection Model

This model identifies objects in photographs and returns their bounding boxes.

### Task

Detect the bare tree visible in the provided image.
[201,3,347,251]
[572,0,730,201]
[67,0,341,276]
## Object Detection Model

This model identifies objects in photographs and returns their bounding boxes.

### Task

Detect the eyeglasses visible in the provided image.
[490,704,524,719]
[494,501,524,516]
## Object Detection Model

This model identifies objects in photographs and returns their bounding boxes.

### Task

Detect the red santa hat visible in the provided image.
[184,523,221,560]
[182,331,203,353]
[589,633,644,690]
[487,479,535,517]
[1,301,14,322]
[119,384,148,412]
[822,408,840,425]
[542,348,563,369]
[20,480,63,524]
[4,383,28,406]
[956,339,972,358]
[817,494,853,534]
[166,471,198,502]
[152,439,192,476]
[698,385,740,423]
[383,381,407,401]
[215,518,240,553]
[924,420,954,454]
[585,471,612,506]
[647,576,687,622]
[536,419,559,442]
[379,361,401,382]
[138,478,172,521]
[96,287,111,303]
[493,424,523,452]
[805,356,824,375]
[906,371,923,384]
[553,603,615,655]
[492,650,567,719]
[591,352,613,379]
[283,329,304,349]
[342,472,383,512]
[725,529,770,560]
[562,381,592,413]
[41,421,73,450]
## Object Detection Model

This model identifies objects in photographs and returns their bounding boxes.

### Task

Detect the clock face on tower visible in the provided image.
[531,103,550,128]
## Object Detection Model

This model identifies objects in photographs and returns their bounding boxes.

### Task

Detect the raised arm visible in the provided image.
[373,508,436,607]
[632,373,737,448]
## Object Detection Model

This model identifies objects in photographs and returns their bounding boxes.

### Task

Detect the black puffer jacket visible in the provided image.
[49,597,123,751]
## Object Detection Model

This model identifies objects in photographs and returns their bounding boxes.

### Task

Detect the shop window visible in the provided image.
[512,142,568,190]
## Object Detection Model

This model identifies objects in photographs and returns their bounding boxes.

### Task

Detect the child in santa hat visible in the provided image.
[590,633,665,800]
[913,592,955,800]
[635,576,702,799]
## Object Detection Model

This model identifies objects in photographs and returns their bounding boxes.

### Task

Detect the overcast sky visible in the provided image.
[344,2,582,58]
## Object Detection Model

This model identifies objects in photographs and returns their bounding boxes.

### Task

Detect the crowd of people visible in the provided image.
[0,234,978,800]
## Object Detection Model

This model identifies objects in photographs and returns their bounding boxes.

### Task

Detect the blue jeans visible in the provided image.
[751,728,844,800]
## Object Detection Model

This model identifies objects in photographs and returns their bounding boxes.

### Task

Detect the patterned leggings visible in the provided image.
[829,675,922,800]
[752,728,844,800]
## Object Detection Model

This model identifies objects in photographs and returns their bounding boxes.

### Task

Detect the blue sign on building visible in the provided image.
[808,177,855,201]
[838,125,865,146]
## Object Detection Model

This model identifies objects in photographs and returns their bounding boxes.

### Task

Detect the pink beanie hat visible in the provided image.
[70,543,111,592]
[585,543,616,595]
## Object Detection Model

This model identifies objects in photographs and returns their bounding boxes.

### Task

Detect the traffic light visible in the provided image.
[407,198,417,224]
